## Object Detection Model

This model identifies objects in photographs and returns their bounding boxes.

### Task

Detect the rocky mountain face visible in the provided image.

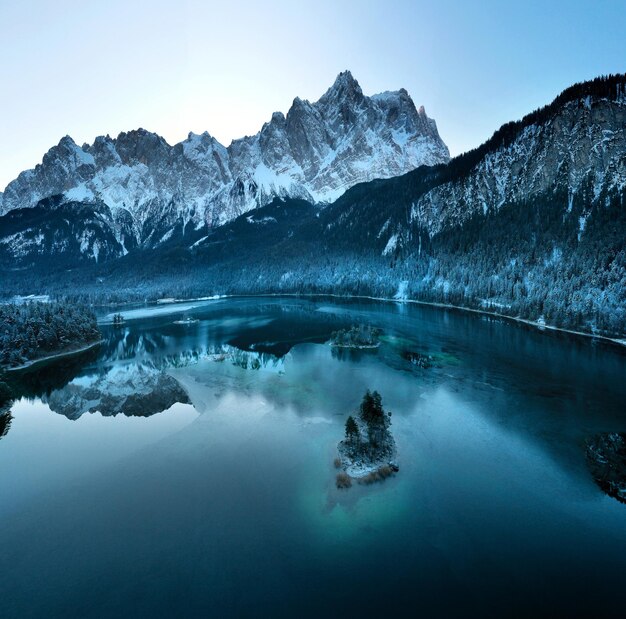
[0,71,449,258]
[410,93,626,238]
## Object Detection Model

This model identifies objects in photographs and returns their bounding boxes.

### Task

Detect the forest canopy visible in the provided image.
[0,301,100,368]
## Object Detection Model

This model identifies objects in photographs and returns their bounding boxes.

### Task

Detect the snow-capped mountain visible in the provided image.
[0,71,449,253]
[293,76,626,263]
[99,75,620,337]
[3,74,623,338]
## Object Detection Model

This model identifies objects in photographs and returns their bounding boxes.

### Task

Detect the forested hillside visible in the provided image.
[0,302,101,368]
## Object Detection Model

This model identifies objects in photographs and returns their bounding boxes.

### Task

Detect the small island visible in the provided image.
[0,301,101,369]
[173,316,199,325]
[402,350,433,368]
[329,324,382,349]
[335,390,398,488]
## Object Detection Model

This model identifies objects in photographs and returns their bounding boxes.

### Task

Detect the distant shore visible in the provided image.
[129,291,625,349]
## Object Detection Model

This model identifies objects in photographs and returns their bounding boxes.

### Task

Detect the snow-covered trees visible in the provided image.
[0,301,100,368]
[345,415,360,443]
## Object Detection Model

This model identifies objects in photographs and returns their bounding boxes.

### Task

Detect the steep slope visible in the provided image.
[0,196,133,268]
[0,71,448,259]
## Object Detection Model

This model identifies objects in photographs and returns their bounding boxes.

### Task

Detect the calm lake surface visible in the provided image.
[1,297,625,618]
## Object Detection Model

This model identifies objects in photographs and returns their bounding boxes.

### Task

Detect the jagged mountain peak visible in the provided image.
[45,135,90,160]
[58,134,77,147]
[114,127,169,145]
[184,130,218,145]
[319,70,364,103]
[0,72,450,250]
[335,69,357,84]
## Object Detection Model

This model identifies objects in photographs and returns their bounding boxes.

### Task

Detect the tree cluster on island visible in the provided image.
[0,301,101,368]
[402,350,433,368]
[336,390,397,488]
[329,324,382,348]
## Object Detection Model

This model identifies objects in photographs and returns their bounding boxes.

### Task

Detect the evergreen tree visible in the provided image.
[345,415,360,443]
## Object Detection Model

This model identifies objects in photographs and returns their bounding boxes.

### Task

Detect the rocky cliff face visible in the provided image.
[410,95,626,238]
[0,71,449,257]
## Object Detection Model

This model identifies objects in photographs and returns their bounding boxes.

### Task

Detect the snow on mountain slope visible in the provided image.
[411,95,626,236]
[0,71,449,254]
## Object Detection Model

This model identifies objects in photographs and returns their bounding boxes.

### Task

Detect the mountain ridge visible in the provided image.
[0,71,449,248]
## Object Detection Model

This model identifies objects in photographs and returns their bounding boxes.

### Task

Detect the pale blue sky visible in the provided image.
[1,0,624,188]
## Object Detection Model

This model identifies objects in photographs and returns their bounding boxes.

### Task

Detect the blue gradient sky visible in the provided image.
[1,0,624,188]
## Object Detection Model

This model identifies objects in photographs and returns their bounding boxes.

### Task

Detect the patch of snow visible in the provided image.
[395,280,409,300]
[190,235,209,248]
[382,233,399,256]
[377,218,391,239]
[10,294,50,304]
[578,213,589,240]
[246,215,277,225]
[159,229,174,244]
[65,184,95,202]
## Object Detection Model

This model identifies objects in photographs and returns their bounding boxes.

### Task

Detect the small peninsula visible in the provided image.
[335,390,398,488]
[0,301,101,369]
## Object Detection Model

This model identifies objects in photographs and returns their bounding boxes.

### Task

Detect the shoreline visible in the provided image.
[3,339,103,373]
[138,291,625,349]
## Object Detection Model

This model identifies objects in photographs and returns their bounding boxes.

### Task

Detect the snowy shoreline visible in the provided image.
[329,343,380,350]
[205,292,626,348]
[4,339,103,373]
[338,447,398,479]
[93,291,625,347]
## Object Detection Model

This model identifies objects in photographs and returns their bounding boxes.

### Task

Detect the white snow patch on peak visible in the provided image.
[74,145,96,167]
[59,136,95,166]
[65,184,95,203]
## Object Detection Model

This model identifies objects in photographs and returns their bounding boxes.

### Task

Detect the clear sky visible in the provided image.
[1,0,624,189]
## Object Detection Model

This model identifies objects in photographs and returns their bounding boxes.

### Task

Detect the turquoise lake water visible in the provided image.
[1,297,625,618]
